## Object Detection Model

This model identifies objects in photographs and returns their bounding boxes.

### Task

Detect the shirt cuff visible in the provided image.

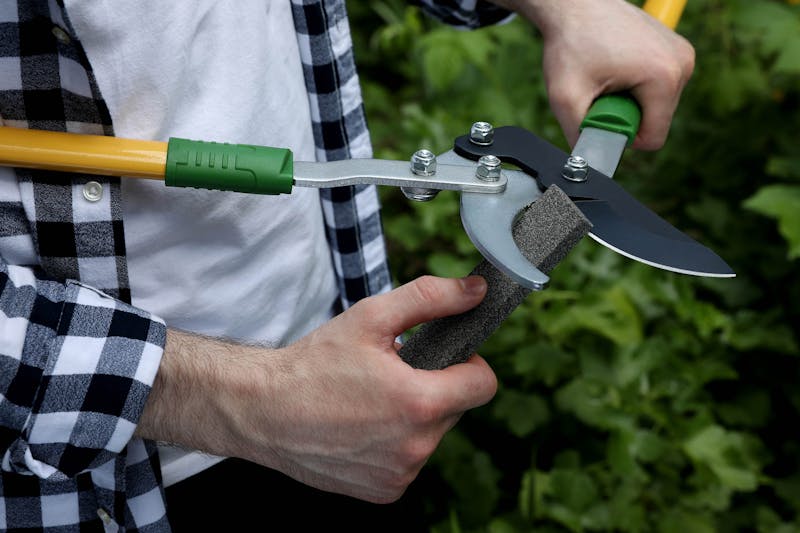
[2,268,165,479]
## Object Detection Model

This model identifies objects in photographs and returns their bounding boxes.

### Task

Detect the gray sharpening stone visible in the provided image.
[398,185,592,370]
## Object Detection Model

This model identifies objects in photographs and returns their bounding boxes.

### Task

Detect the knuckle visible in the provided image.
[678,38,696,72]
[547,82,580,114]
[411,276,446,306]
[349,297,383,327]
[406,391,444,425]
[655,45,695,90]
[655,60,685,91]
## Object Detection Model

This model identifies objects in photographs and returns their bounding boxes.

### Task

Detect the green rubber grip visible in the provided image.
[165,137,293,195]
[580,94,642,145]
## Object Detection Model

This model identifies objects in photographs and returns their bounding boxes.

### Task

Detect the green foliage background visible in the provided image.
[349,0,800,530]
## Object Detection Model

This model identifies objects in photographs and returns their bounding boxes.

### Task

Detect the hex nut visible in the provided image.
[410,149,437,176]
[561,155,589,182]
[470,122,494,146]
[476,155,502,182]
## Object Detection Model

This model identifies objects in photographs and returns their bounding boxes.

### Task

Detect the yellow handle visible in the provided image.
[0,126,167,179]
[642,0,687,30]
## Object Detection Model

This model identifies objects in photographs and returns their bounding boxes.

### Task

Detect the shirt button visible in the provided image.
[83,181,103,202]
[52,26,71,45]
[97,508,113,525]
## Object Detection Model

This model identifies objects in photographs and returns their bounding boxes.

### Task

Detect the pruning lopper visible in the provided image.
[0,0,733,287]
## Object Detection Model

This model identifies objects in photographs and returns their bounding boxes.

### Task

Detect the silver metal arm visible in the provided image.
[571,127,628,179]
[293,158,507,193]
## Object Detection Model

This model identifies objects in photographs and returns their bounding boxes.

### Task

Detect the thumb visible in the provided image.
[366,276,487,338]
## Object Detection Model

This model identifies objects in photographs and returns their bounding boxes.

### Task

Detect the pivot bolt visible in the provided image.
[403,149,439,202]
[469,122,494,146]
[561,155,589,182]
[476,155,502,182]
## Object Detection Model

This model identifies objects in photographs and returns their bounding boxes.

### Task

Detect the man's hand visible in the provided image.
[137,276,497,503]
[490,0,695,150]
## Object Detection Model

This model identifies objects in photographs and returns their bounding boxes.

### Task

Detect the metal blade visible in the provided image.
[460,169,549,290]
[576,199,735,277]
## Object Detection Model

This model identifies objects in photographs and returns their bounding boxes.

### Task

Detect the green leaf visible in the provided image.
[744,184,800,259]
[715,389,772,428]
[658,509,716,533]
[766,156,800,181]
[607,430,646,479]
[487,517,522,533]
[549,469,599,513]
[418,30,467,91]
[633,430,670,463]
[556,378,634,431]
[511,342,576,387]
[430,430,501,525]
[709,60,770,114]
[682,425,761,491]
[541,286,643,347]
[773,475,800,513]
[492,388,550,438]
[774,37,800,74]
[725,310,799,355]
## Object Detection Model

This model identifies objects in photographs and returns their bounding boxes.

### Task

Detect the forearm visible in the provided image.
[484,0,562,30]
[486,0,627,36]
[135,328,269,461]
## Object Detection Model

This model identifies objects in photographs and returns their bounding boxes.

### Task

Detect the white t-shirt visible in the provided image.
[65,0,339,485]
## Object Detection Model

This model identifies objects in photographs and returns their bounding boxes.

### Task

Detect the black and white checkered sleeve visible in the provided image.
[415,0,513,28]
[0,257,166,479]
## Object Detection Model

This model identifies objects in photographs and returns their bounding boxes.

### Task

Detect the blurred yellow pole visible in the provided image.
[0,126,167,179]
[642,0,687,30]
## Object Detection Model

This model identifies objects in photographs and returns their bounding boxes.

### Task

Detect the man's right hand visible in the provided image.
[136,275,497,503]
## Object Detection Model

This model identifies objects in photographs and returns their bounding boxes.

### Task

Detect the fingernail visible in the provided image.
[460,275,487,296]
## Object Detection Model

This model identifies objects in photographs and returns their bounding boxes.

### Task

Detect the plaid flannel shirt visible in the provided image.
[0,0,510,530]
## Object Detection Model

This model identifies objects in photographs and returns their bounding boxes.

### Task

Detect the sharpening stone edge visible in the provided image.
[398,185,593,370]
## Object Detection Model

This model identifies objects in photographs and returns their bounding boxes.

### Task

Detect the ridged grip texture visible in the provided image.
[165,137,293,195]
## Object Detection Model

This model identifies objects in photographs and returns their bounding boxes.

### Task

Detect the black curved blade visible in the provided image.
[575,200,734,277]
[454,126,735,277]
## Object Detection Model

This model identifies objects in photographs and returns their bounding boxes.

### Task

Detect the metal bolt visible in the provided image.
[469,122,495,146]
[476,155,502,182]
[561,155,589,182]
[410,149,437,176]
[403,149,439,201]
